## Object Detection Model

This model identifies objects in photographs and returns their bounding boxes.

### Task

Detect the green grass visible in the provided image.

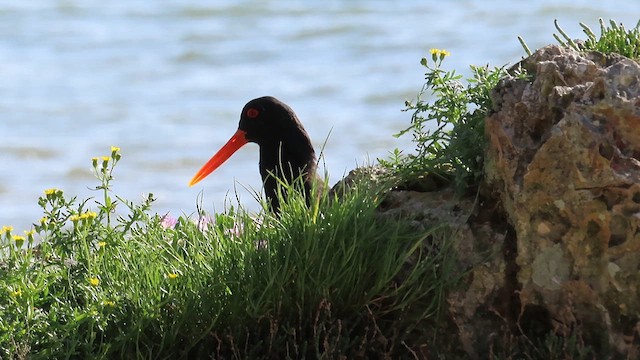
[519,18,640,59]
[488,331,595,360]
[557,18,640,59]
[0,148,458,359]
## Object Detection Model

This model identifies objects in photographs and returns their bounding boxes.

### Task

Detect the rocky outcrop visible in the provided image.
[484,45,640,357]
[375,45,640,358]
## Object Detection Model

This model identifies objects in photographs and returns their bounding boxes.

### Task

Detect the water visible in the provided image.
[1,1,639,231]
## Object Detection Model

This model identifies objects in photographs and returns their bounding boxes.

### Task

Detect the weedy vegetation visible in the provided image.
[0,148,458,359]
[519,18,640,59]
[379,49,506,195]
[384,18,640,198]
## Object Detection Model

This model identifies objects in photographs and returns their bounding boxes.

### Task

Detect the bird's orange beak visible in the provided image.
[188,129,249,187]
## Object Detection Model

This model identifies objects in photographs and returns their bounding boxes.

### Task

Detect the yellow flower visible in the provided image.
[12,235,25,248]
[167,273,179,279]
[89,277,100,287]
[39,216,48,224]
[70,211,98,224]
[111,146,120,153]
[429,48,451,57]
[429,48,451,64]
[44,188,57,196]
[98,241,107,248]
[102,300,115,307]
[24,229,35,237]
[10,289,22,297]
[75,211,97,221]
[1,225,13,234]
[100,156,110,170]
[12,235,25,242]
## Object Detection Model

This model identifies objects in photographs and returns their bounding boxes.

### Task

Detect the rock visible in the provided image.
[483,45,640,357]
[328,165,392,199]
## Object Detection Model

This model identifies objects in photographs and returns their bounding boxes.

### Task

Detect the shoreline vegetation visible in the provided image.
[2,19,639,359]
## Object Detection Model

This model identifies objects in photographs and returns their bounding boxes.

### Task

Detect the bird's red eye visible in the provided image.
[246,108,260,118]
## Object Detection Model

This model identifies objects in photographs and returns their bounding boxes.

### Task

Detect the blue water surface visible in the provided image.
[1,1,639,231]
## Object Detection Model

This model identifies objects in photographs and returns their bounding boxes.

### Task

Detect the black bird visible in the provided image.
[189,96,317,212]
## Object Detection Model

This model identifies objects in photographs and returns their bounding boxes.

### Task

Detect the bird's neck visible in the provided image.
[259,140,315,172]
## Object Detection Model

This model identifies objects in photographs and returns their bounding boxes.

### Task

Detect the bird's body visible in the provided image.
[189,96,318,212]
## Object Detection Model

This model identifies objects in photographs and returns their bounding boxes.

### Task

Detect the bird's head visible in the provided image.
[188,96,312,187]
[239,96,302,145]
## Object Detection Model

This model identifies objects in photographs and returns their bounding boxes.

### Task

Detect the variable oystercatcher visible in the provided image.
[189,96,318,212]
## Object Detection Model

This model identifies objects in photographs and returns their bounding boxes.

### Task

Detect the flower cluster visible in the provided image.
[92,146,121,174]
[429,48,451,61]
[1,225,13,235]
[2,225,36,247]
[69,211,98,223]
[44,188,63,198]
[37,188,68,230]
[159,214,215,231]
